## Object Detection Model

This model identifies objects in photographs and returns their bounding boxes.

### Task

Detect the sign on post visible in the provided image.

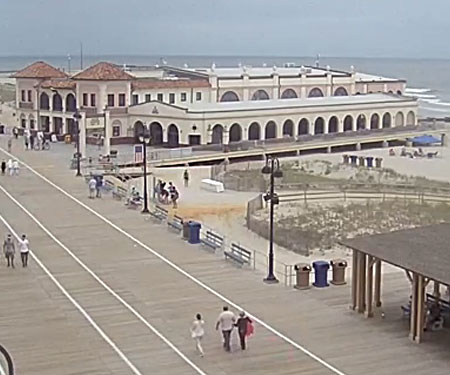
[134,144,143,163]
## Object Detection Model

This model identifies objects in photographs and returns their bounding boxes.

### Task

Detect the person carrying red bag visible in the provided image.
[235,311,253,350]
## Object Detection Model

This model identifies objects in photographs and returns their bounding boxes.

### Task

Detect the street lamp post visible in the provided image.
[262,156,283,284]
[139,125,151,214]
[73,110,82,177]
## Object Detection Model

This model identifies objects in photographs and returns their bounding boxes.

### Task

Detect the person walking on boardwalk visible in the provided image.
[18,234,29,268]
[95,176,102,198]
[88,176,97,199]
[1,160,6,175]
[235,311,253,350]
[216,306,236,352]
[12,160,19,176]
[3,234,16,268]
[6,159,13,176]
[183,169,189,187]
[190,313,205,357]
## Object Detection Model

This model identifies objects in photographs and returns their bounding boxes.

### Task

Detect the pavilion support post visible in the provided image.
[374,259,382,307]
[351,250,358,310]
[357,252,367,314]
[415,275,425,343]
[409,273,418,342]
[433,281,440,299]
[365,256,374,318]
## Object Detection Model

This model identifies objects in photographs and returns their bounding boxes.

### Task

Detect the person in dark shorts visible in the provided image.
[3,234,16,268]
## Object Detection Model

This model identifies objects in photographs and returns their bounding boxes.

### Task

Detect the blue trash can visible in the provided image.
[188,221,202,244]
[349,155,358,165]
[366,156,374,168]
[313,260,330,287]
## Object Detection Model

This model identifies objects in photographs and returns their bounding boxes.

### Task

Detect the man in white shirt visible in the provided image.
[88,177,97,199]
[18,234,29,267]
[215,306,236,352]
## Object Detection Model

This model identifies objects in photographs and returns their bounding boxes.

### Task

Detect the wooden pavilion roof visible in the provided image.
[340,223,450,286]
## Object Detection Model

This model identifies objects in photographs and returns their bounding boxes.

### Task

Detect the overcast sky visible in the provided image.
[0,0,448,58]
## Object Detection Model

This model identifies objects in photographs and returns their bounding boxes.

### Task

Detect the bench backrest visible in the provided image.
[426,293,450,309]
[206,230,223,247]
[156,205,168,216]
[230,243,252,262]
[173,215,183,224]
[117,186,127,194]
[105,180,115,188]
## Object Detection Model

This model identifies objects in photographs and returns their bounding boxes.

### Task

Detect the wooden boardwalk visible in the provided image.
[0,138,449,375]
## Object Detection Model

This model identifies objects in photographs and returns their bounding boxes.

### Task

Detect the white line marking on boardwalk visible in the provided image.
[0,183,208,375]
[0,147,347,375]
[0,213,143,375]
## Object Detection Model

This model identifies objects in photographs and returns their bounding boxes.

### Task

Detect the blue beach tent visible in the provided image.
[410,135,441,145]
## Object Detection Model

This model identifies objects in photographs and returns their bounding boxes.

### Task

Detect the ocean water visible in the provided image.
[1,55,449,116]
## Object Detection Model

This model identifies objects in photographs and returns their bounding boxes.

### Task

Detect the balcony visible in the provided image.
[80,106,98,115]
[107,107,128,115]
[19,102,33,109]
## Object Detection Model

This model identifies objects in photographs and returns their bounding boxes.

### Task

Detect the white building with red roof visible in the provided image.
[12,60,417,155]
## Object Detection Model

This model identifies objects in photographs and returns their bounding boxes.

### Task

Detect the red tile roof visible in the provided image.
[12,61,68,79]
[132,79,210,90]
[73,62,133,80]
[39,79,76,90]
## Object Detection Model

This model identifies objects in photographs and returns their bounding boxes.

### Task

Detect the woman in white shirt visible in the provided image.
[190,313,205,357]
[18,234,29,267]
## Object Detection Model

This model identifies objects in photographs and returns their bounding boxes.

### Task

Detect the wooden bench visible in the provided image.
[224,243,252,266]
[113,186,128,201]
[401,304,411,318]
[426,293,450,316]
[200,230,224,252]
[150,205,168,222]
[103,180,115,193]
[126,195,143,210]
[168,215,183,233]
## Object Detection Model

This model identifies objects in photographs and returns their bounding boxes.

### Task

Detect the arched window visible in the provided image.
[167,124,179,147]
[229,123,242,142]
[134,121,144,141]
[356,114,366,130]
[282,120,294,137]
[308,88,324,98]
[150,122,163,145]
[265,121,277,139]
[252,90,270,101]
[334,87,348,96]
[395,112,404,127]
[314,117,324,134]
[66,93,76,112]
[20,114,26,129]
[220,91,240,102]
[298,119,309,135]
[29,114,35,130]
[211,124,224,144]
[407,111,415,125]
[112,120,122,137]
[248,122,260,140]
[281,89,298,99]
[343,115,353,132]
[52,93,63,111]
[382,113,391,128]
[40,92,49,110]
[328,116,338,133]
[370,114,380,129]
